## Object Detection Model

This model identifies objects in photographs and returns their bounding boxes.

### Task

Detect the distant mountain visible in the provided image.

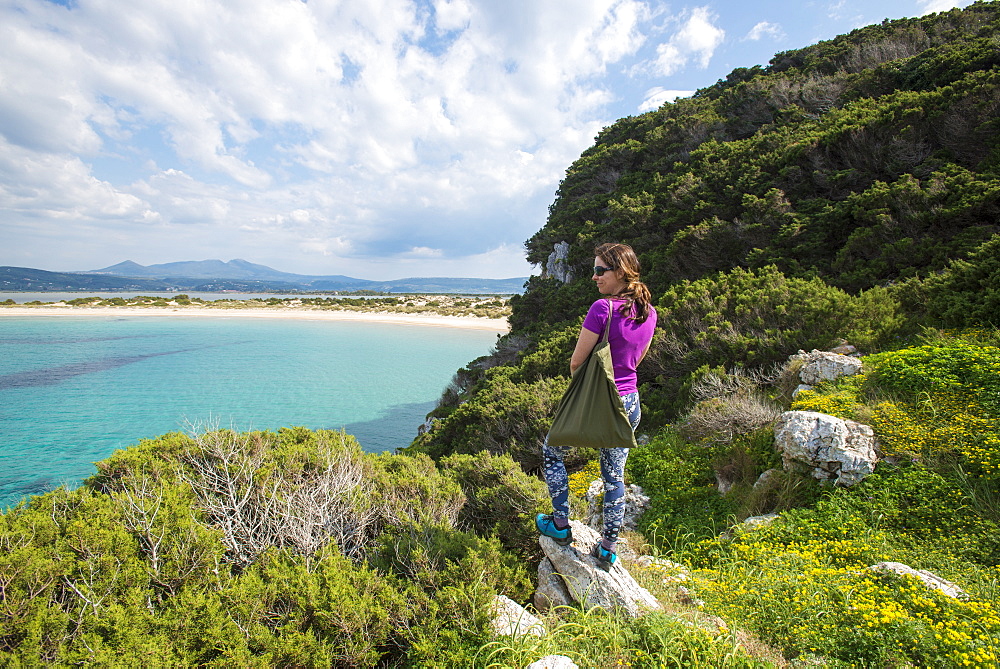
[4,261,528,294]
[97,260,155,276]
[1,266,174,292]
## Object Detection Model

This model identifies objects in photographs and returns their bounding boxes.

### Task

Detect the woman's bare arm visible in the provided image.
[569,326,601,374]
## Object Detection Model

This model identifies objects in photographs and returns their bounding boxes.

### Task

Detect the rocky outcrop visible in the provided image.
[870,562,968,600]
[790,349,863,398]
[534,555,574,611]
[543,241,574,284]
[491,594,546,637]
[536,521,661,618]
[632,555,690,584]
[584,480,651,533]
[774,410,878,486]
[720,513,781,541]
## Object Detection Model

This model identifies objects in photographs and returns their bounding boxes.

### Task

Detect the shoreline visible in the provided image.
[0,305,509,332]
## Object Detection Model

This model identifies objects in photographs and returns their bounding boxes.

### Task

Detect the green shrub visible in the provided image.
[223,546,411,667]
[641,266,902,424]
[408,367,569,470]
[1,428,543,665]
[626,430,740,543]
[792,337,1000,480]
[899,235,1000,329]
[652,266,856,376]
[820,464,1000,565]
[477,605,771,668]
[373,521,532,601]
[440,452,549,561]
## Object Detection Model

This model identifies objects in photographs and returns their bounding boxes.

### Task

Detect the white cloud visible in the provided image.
[433,0,474,31]
[652,6,725,76]
[917,0,972,14]
[638,88,695,112]
[404,246,445,258]
[0,138,150,220]
[745,21,784,41]
[2,0,656,274]
[0,0,724,278]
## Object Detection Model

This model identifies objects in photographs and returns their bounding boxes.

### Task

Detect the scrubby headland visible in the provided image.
[0,293,512,325]
[4,3,1000,666]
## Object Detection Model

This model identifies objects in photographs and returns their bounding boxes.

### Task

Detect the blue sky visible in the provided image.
[0,0,973,279]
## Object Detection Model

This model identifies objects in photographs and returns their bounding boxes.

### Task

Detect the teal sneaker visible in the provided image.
[592,543,617,572]
[536,514,573,546]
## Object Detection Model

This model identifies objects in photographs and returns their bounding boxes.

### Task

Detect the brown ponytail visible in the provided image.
[594,242,652,323]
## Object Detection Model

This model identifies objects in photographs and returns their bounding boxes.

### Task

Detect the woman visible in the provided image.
[536,242,657,570]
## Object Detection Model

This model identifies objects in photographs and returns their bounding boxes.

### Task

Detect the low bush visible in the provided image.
[626,429,741,543]
[791,337,1000,480]
[679,509,1000,667]
[918,233,1000,328]
[407,367,570,470]
[440,451,550,561]
[641,265,901,424]
[478,606,770,668]
[0,427,550,666]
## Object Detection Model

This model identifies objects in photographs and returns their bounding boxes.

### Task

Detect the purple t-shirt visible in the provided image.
[582,298,657,395]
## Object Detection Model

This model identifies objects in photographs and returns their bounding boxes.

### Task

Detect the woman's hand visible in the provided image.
[569,326,601,374]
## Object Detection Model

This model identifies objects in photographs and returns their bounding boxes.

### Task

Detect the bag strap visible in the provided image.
[600,298,614,344]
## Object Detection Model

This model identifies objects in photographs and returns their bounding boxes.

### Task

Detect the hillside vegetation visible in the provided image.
[4,3,1000,666]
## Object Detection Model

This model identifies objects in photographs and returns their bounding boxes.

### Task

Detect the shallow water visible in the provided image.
[0,315,500,509]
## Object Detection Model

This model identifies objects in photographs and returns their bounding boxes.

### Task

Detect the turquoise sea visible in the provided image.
[0,315,502,510]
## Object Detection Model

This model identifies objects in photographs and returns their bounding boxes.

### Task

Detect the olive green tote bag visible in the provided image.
[547,299,638,450]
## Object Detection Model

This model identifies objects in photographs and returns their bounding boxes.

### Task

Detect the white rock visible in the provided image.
[537,521,661,618]
[774,411,878,486]
[741,513,781,531]
[491,594,546,637]
[676,585,705,607]
[870,562,967,600]
[632,555,690,583]
[534,558,573,612]
[796,350,863,386]
[721,513,781,541]
[544,241,574,284]
[752,468,782,490]
[527,656,579,669]
[792,383,814,399]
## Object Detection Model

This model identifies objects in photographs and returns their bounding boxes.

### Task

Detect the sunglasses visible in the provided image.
[593,265,615,276]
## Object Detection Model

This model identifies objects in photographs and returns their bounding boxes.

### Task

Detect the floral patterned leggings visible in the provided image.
[541,391,640,547]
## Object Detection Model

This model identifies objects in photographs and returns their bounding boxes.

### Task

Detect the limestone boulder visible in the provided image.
[752,468,782,490]
[792,349,863,386]
[537,521,661,618]
[534,557,573,612]
[774,410,878,486]
[491,594,546,637]
[870,562,967,600]
[720,513,781,541]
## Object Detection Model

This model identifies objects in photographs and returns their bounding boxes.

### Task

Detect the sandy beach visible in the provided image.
[0,305,509,331]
